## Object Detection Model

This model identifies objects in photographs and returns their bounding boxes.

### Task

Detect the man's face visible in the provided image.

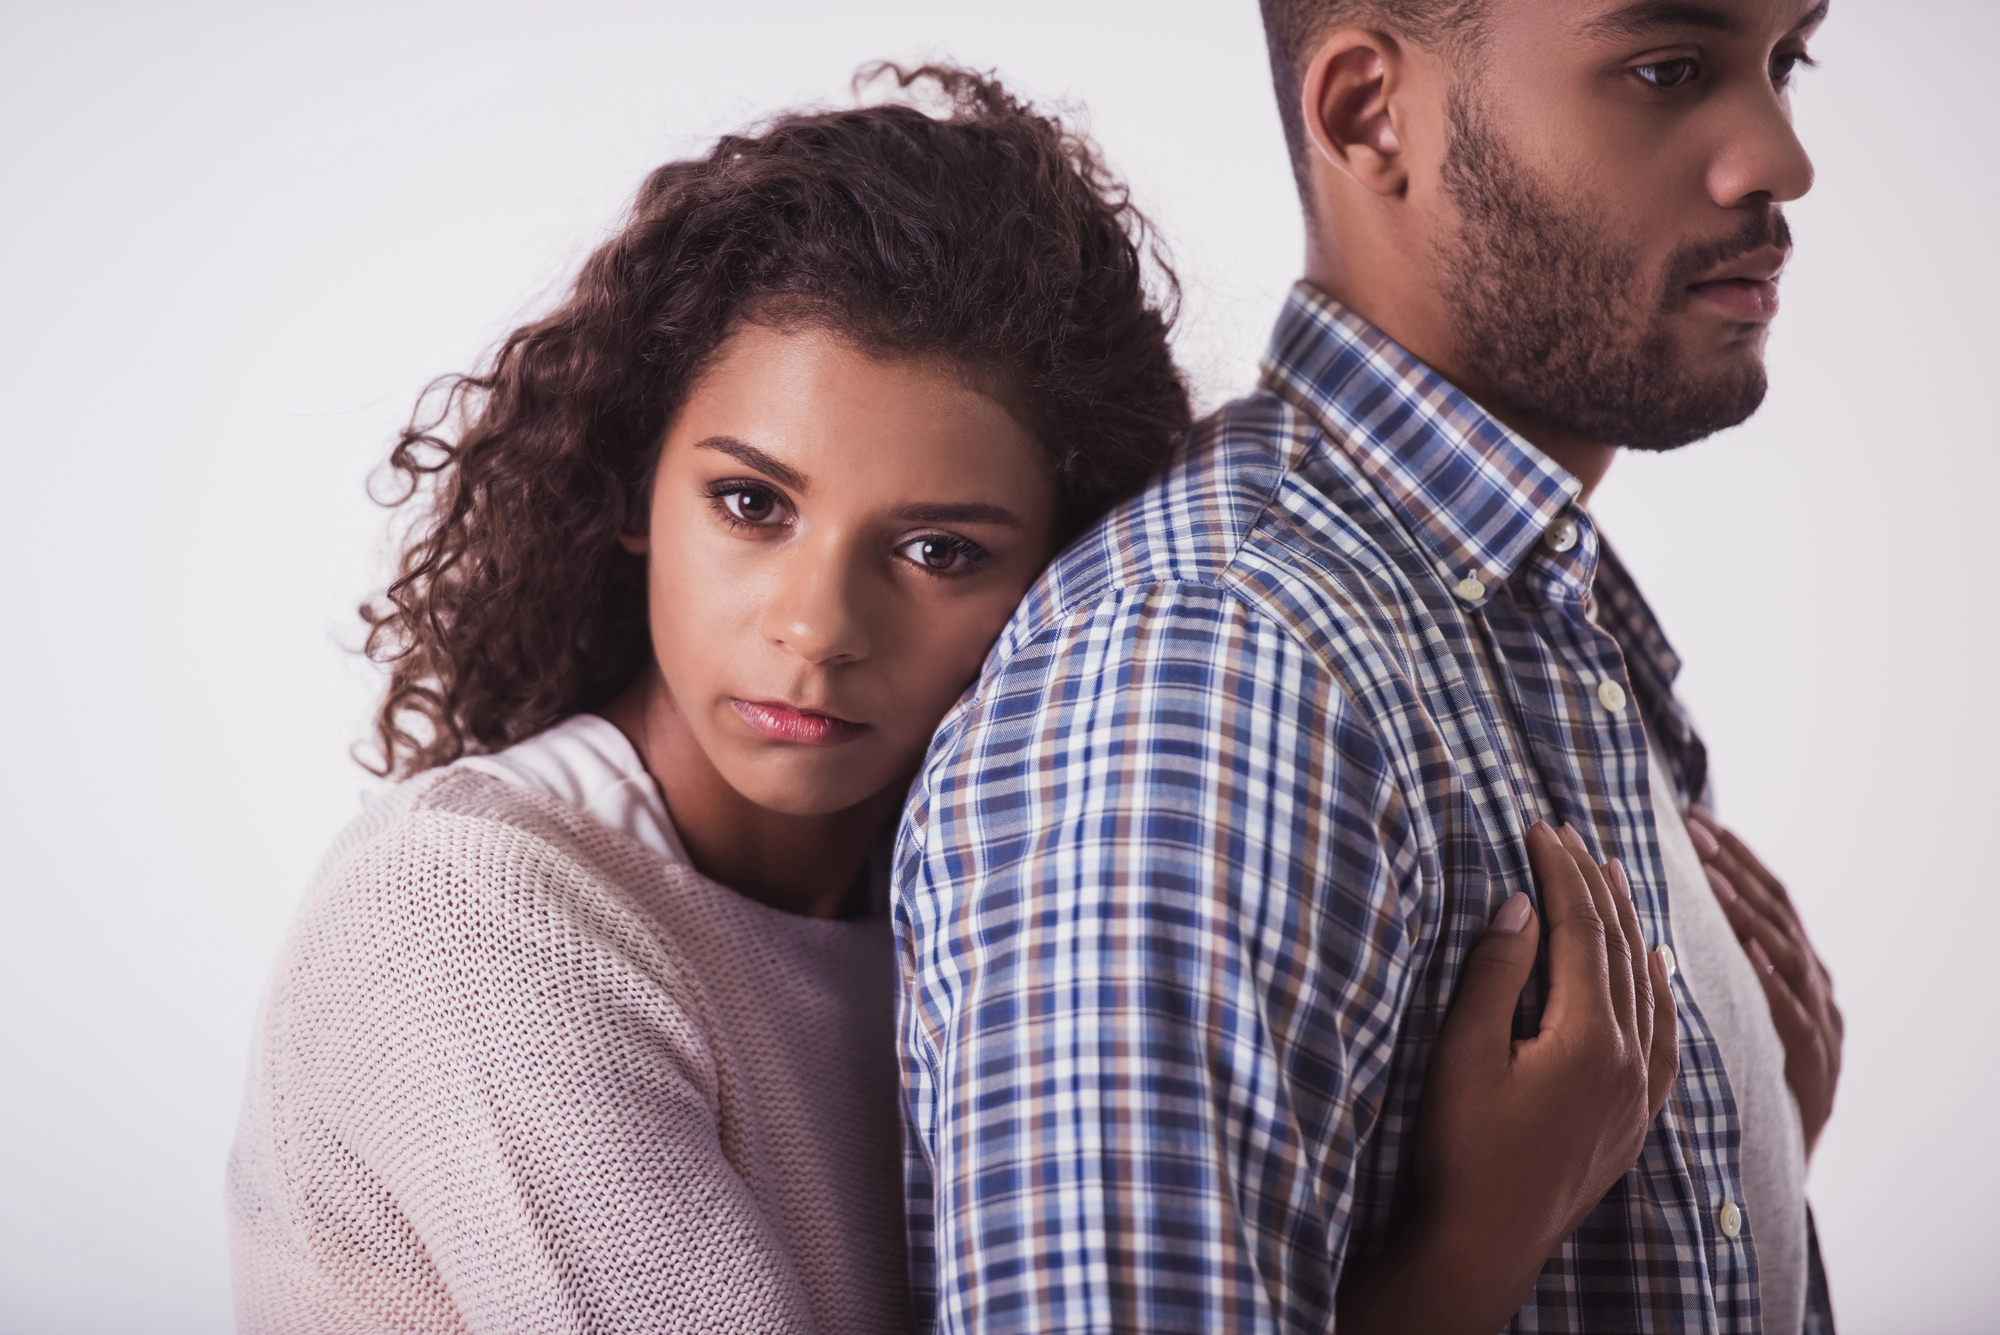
[1431,0,1825,451]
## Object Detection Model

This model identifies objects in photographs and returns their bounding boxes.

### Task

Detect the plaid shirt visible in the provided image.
[894,284,1833,1334]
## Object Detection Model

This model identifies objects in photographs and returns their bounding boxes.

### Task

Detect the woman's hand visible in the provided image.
[1336,821,1678,1335]
[1685,805,1842,1157]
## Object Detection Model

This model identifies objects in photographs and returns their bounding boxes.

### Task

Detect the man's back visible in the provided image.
[894,287,1829,1333]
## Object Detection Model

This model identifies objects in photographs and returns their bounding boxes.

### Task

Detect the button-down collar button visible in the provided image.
[1719,1200,1742,1239]
[1455,576,1487,602]
[1655,944,1677,979]
[1597,679,1628,712]
[1543,516,1580,553]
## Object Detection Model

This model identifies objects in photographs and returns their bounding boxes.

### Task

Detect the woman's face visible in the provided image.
[626,322,1059,817]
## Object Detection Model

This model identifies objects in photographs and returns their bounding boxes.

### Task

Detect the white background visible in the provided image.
[2,2,1993,1331]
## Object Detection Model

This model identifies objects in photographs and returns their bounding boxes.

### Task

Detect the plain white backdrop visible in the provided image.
[2,2,1993,1331]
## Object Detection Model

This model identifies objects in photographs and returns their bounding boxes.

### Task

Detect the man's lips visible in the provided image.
[1686,247,1789,322]
[730,698,868,746]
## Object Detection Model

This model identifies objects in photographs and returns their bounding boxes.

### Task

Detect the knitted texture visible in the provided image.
[227,768,910,1334]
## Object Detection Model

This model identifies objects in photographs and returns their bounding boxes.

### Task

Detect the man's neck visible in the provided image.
[1470,404,1618,506]
[1299,261,1617,503]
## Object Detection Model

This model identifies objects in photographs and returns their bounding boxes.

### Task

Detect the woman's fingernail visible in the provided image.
[1689,804,1723,835]
[1687,820,1721,859]
[1493,892,1533,934]
[1704,864,1739,906]
[1747,938,1776,975]
[1607,859,1632,898]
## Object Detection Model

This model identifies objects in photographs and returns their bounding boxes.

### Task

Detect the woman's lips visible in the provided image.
[730,698,868,746]
[1688,276,1780,321]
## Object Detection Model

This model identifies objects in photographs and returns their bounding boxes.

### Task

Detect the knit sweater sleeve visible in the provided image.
[228,784,821,1335]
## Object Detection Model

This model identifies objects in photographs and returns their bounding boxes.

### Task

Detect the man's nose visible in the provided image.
[1707,86,1815,209]
[762,536,872,666]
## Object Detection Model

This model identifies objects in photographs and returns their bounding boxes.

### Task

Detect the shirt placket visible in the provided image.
[1491,513,1757,1335]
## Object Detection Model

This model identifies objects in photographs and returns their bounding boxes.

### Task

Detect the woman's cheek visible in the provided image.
[922,591,1021,699]
[659,523,765,645]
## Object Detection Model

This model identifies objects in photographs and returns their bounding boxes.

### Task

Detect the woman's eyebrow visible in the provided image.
[895,501,1023,529]
[694,435,809,491]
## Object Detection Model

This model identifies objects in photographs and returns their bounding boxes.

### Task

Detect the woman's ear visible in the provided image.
[1301,29,1410,197]
[618,530,649,555]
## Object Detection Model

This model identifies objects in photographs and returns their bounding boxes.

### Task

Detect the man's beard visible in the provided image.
[1436,88,1788,452]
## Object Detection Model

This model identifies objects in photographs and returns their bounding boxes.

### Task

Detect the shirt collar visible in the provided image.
[1259,282,1582,592]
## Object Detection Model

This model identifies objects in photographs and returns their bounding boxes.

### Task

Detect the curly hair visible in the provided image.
[360,64,1190,778]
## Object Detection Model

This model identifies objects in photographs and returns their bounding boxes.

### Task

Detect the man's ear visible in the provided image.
[1300,29,1409,197]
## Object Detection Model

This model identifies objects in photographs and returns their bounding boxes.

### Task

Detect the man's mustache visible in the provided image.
[1662,210,1794,302]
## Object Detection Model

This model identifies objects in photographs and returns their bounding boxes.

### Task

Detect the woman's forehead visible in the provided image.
[668,324,1053,508]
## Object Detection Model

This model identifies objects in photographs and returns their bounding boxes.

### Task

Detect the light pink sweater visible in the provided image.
[226,759,910,1334]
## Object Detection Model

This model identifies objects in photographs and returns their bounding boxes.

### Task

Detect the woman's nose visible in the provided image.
[761,538,872,665]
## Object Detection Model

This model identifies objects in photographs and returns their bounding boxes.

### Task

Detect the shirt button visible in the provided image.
[1719,1200,1742,1238]
[1543,516,1580,553]
[1597,678,1628,712]
[1655,944,1677,978]
[1455,576,1487,602]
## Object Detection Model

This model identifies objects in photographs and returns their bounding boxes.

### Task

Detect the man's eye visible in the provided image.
[720,487,782,524]
[897,534,985,574]
[1770,50,1816,88]
[1634,58,1698,89]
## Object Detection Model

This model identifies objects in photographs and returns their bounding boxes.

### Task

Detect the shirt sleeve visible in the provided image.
[896,581,1429,1335]
[241,807,820,1335]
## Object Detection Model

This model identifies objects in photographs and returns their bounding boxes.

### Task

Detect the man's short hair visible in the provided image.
[1258,0,1484,196]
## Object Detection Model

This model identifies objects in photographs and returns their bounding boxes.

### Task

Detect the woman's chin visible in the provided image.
[725,754,905,820]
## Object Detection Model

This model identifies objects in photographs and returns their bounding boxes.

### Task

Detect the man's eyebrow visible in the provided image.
[1581,0,1745,39]
[895,501,1023,529]
[1788,0,1831,34]
[693,435,808,491]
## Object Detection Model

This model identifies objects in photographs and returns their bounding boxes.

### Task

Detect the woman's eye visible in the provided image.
[897,534,985,574]
[720,487,782,524]
[1634,58,1698,89]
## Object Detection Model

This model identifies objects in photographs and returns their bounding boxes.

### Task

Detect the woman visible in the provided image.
[227,63,1673,1335]
[226,66,1186,1335]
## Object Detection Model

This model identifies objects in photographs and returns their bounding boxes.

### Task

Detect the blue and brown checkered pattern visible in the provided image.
[894,284,1832,1333]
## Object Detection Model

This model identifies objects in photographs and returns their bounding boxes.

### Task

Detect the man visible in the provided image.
[894,0,1843,1330]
